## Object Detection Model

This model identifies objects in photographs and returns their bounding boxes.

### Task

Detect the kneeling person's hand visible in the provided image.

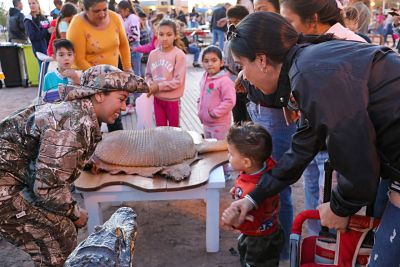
[73,208,88,228]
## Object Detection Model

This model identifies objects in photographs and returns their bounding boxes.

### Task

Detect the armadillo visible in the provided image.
[65,207,137,267]
[91,127,227,181]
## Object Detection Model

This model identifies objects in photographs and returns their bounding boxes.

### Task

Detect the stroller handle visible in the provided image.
[292,210,320,235]
[291,210,380,236]
[35,52,53,62]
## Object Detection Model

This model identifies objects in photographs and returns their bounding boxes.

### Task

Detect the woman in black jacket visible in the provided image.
[24,0,51,67]
[222,11,400,267]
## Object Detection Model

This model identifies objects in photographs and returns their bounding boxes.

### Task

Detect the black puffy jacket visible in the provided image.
[249,40,400,217]
[7,7,27,41]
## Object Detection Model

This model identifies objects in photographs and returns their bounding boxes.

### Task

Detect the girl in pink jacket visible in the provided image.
[198,46,236,140]
[146,19,187,127]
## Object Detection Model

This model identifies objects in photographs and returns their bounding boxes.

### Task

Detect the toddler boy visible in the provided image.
[225,122,284,267]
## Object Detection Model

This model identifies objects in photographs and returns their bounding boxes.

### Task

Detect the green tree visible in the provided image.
[0,2,7,28]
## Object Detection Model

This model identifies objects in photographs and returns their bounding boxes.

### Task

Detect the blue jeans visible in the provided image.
[373,178,390,218]
[368,195,400,267]
[140,62,146,78]
[302,151,329,236]
[131,42,142,77]
[247,102,296,260]
[189,21,199,28]
[212,29,225,50]
[188,44,200,63]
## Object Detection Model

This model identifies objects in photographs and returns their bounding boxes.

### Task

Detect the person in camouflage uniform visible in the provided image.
[0,64,148,266]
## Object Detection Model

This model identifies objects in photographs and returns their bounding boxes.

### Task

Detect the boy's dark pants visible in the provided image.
[238,228,284,267]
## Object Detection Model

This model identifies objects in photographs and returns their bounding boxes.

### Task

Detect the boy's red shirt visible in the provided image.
[232,157,280,236]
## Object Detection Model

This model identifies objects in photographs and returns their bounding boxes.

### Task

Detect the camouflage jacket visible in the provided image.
[0,99,101,220]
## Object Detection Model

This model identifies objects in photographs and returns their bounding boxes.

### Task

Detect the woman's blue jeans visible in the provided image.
[368,193,400,266]
[212,29,225,50]
[302,151,329,236]
[247,102,296,260]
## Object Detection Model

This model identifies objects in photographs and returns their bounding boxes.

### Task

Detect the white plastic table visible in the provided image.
[76,166,225,252]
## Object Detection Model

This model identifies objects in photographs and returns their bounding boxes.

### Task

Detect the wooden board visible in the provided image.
[75,151,228,192]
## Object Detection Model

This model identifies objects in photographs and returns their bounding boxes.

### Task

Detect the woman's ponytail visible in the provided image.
[297,33,336,44]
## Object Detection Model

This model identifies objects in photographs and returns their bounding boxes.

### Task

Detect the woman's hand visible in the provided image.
[48,26,55,34]
[147,83,159,97]
[282,107,300,125]
[222,198,254,227]
[282,93,300,125]
[317,202,349,233]
[235,70,247,93]
[73,208,88,228]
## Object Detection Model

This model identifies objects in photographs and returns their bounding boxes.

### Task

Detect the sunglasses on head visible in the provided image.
[226,24,239,41]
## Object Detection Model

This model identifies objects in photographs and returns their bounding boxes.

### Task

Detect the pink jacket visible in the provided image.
[146,46,187,101]
[198,70,236,126]
[135,34,158,54]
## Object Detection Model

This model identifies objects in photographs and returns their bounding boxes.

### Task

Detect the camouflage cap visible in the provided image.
[59,65,149,101]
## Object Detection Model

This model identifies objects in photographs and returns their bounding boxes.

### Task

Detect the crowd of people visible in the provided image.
[1,0,400,266]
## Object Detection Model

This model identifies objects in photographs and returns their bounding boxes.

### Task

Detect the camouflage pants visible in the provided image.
[238,227,284,267]
[0,190,77,266]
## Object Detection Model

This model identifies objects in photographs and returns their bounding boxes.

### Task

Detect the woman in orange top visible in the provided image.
[67,0,132,131]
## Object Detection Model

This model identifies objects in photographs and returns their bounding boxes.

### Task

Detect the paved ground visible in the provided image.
[0,86,39,267]
[0,87,37,119]
[0,73,304,267]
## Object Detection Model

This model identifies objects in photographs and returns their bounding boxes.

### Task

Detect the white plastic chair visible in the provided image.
[36,52,53,104]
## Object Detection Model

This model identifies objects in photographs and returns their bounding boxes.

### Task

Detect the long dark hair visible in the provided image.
[230,12,334,64]
[83,0,107,10]
[281,0,344,26]
[229,12,299,64]
[56,3,78,39]
[117,0,137,15]
[201,45,223,62]
[267,0,280,12]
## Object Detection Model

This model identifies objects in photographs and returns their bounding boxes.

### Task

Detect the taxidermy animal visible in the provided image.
[91,127,227,181]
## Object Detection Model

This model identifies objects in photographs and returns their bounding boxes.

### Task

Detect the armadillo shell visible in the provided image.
[94,127,197,167]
